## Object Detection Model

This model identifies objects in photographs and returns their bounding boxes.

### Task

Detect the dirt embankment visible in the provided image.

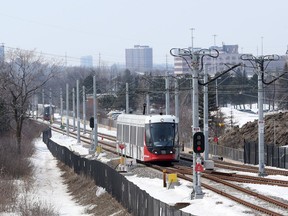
[218,111,288,148]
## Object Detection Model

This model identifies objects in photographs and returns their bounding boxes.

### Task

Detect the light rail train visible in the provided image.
[116,114,179,162]
[43,105,55,121]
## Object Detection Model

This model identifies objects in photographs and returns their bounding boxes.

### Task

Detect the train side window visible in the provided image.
[137,127,144,147]
[117,124,123,141]
[130,126,136,145]
[123,125,129,142]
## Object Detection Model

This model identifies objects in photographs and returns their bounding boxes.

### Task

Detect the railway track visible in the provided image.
[50,125,117,154]
[214,159,288,176]
[180,152,288,176]
[47,122,288,215]
[154,164,288,216]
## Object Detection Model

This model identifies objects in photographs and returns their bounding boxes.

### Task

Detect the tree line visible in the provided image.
[1,48,288,152]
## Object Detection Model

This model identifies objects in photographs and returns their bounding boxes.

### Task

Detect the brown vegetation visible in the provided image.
[0,120,56,215]
[219,111,288,148]
[58,161,131,216]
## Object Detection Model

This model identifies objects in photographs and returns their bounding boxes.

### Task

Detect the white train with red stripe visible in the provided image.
[116,113,179,162]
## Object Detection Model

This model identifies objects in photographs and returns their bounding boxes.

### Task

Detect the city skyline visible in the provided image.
[1,0,288,66]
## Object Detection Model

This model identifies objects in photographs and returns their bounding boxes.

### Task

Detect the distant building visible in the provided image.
[173,44,288,76]
[174,44,250,75]
[80,55,93,67]
[125,45,153,72]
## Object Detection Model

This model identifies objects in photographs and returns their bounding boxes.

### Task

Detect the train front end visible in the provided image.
[144,115,179,162]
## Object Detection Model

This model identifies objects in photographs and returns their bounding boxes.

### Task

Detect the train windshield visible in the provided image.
[146,123,177,147]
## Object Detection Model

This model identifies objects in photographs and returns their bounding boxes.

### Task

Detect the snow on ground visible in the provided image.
[30,105,288,216]
[125,175,252,216]
[47,130,288,216]
[29,137,91,216]
[220,103,280,128]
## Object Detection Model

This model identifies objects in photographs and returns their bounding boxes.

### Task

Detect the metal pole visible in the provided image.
[204,65,209,160]
[72,87,75,131]
[83,86,86,134]
[126,83,129,114]
[66,84,69,136]
[146,93,150,115]
[92,76,98,152]
[76,80,81,144]
[60,88,63,126]
[192,68,199,195]
[215,78,218,107]
[165,71,170,115]
[42,89,44,121]
[258,66,266,176]
[175,78,179,119]
[191,57,203,199]
[60,88,63,125]
[49,88,52,124]
[35,94,38,119]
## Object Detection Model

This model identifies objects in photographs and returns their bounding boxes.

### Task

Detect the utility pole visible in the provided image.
[203,65,209,160]
[213,34,217,47]
[72,88,75,131]
[76,80,80,144]
[165,71,170,115]
[42,89,44,121]
[126,83,129,114]
[49,88,52,124]
[241,54,280,176]
[90,75,98,153]
[66,84,69,136]
[175,78,179,119]
[190,28,195,51]
[191,54,203,199]
[170,47,241,199]
[171,47,208,199]
[83,86,86,134]
[60,88,62,117]
[146,93,150,115]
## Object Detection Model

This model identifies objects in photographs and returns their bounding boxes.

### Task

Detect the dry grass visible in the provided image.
[0,120,58,215]
[58,161,132,216]
[0,120,131,215]
[18,198,59,216]
[0,179,18,212]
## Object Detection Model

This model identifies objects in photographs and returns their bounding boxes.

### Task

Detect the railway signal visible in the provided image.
[89,117,94,128]
[193,132,205,153]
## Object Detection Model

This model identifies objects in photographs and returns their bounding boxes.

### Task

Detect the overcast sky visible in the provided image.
[1,0,288,66]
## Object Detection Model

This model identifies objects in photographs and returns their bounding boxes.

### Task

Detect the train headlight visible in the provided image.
[153,150,158,154]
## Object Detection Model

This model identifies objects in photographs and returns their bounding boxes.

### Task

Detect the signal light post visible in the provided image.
[170,46,240,199]
[193,132,205,153]
[241,54,281,176]
[170,47,214,199]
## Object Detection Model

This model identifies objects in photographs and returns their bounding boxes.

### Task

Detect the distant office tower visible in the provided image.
[80,55,93,67]
[125,45,153,72]
[0,44,4,62]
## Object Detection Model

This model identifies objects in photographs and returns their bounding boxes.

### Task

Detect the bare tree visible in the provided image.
[0,48,60,154]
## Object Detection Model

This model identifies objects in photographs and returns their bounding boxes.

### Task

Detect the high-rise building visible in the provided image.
[125,45,153,72]
[80,55,93,67]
